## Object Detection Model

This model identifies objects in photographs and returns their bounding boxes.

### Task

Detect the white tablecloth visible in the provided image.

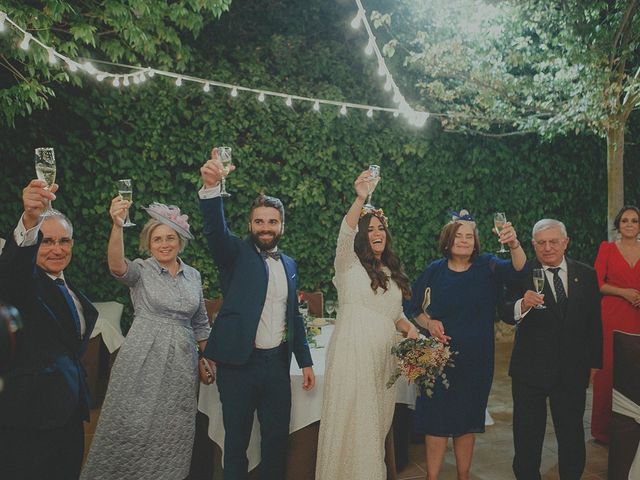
[90,301,125,353]
[197,324,416,471]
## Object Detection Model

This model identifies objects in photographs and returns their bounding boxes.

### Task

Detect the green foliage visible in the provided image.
[0,0,232,126]
[1,0,638,332]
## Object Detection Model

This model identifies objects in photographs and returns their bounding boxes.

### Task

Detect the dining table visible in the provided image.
[192,322,417,479]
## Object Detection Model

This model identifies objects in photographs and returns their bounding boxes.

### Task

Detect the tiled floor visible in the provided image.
[84,340,609,479]
[396,341,609,480]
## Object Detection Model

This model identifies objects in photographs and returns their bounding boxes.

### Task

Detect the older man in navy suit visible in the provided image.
[0,180,98,479]
[198,151,315,480]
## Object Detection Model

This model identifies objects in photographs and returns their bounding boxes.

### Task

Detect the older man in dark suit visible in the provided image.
[501,218,602,480]
[198,151,315,480]
[0,180,98,480]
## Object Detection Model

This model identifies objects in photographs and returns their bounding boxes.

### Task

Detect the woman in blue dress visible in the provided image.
[404,210,526,480]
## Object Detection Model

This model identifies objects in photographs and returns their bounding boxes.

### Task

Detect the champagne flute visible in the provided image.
[34,147,57,216]
[325,300,336,319]
[364,164,380,209]
[216,146,233,197]
[494,212,508,254]
[117,179,136,227]
[532,268,547,309]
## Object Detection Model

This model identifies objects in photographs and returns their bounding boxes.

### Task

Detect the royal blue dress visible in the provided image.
[404,253,520,437]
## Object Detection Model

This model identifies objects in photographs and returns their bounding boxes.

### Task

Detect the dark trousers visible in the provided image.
[216,344,291,480]
[512,378,587,480]
[0,410,84,480]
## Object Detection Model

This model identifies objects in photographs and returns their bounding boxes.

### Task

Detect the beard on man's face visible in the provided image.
[251,230,282,251]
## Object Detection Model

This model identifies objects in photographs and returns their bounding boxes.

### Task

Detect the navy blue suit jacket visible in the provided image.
[0,233,98,429]
[200,197,312,368]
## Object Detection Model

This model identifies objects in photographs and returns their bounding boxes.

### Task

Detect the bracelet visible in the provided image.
[509,240,521,250]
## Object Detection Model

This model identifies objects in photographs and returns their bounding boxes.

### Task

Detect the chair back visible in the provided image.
[300,291,324,318]
[204,298,223,326]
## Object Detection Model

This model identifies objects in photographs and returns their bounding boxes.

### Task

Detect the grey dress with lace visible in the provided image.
[81,257,210,480]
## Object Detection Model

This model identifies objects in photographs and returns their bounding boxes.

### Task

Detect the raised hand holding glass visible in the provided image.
[364,164,380,209]
[34,147,57,216]
[494,212,508,254]
[117,179,136,227]
[532,268,547,309]
[215,146,233,197]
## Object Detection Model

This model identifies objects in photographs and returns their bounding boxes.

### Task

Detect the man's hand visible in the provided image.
[521,290,545,312]
[200,148,236,189]
[22,180,57,228]
[199,358,216,385]
[302,366,315,391]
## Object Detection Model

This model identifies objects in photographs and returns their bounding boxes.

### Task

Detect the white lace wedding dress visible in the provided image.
[315,218,402,480]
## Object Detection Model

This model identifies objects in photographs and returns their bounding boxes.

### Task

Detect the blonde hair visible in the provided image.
[138,219,187,255]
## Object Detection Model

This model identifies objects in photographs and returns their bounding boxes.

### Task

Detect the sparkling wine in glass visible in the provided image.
[532,268,547,309]
[34,147,57,216]
[117,179,136,227]
[325,300,336,319]
[364,164,380,209]
[494,212,508,254]
[216,146,233,197]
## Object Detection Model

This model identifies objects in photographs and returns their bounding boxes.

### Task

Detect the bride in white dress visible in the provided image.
[316,170,420,480]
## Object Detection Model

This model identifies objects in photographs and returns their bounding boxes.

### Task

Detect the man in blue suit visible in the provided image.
[0,180,98,479]
[199,152,315,480]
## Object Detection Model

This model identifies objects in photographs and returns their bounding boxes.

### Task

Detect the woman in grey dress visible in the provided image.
[81,199,211,480]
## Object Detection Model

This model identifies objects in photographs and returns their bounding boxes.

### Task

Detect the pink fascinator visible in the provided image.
[142,202,194,240]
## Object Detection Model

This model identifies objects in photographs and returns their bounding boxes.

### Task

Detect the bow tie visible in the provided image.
[260,250,281,261]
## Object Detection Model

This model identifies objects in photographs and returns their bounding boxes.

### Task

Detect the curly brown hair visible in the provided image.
[354,213,412,299]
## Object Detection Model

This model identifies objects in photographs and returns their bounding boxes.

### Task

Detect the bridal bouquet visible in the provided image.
[387,337,457,397]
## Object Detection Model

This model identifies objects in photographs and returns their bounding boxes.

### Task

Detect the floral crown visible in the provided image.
[360,206,389,227]
[449,209,476,228]
[143,202,194,240]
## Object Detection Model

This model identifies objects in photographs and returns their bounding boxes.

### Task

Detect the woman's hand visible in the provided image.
[354,170,375,200]
[424,318,451,344]
[405,327,420,340]
[621,288,640,307]
[496,222,519,249]
[198,358,216,384]
[109,195,131,227]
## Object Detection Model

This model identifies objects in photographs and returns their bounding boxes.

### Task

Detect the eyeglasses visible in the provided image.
[533,239,564,248]
[41,237,73,248]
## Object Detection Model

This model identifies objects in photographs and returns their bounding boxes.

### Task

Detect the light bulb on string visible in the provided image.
[47,48,57,64]
[366,109,373,118]
[148,70,155,78]
[66,59,78,72]
[203,83,210,92]
[96,73,106,82]
[313,100,320,112]
[350,10,363,29]
[112,77,120,87]
[393,111,399,118]
[285,96,293,107]
[138,72,146,82]
[19,32,32,50]
[384,77,392,91]
[365,39,374,56]
[377,63,386,76]
[175,76,182,86]
[133,75,140,85]
[393,89,402,104]
[123,76,130,86]
[0,12,7,32]
[82,62,97,75]
[258,92,266,102]
[231,87,238,97]
[340,104,347,115]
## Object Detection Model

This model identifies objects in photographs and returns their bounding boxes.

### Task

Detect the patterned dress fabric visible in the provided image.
[316,218,402,480]
[592,241,640,443]
[81,257,210,480]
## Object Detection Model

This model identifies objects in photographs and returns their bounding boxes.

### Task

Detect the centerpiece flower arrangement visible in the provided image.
[387,336,457,397]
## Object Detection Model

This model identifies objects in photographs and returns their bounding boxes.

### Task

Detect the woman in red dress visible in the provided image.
[592,205,640,443]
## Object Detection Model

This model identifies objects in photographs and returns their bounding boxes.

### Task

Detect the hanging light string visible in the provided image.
[350,0,429,127]
[0,9,428,126]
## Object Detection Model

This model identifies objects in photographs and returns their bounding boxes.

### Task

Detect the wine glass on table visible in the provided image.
[117,179,136,227]
[532,268,547,309]
[325,300,336,319]
[215,146,233,197]
[364,164,380,209]
[493,212,508,254]
[34,147,57,216]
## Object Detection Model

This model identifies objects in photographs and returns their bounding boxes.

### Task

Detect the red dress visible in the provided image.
[592,241,640,443]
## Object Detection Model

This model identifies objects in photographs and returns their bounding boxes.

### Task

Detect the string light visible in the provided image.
[0,10,430,126]
[19,32,32,50]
